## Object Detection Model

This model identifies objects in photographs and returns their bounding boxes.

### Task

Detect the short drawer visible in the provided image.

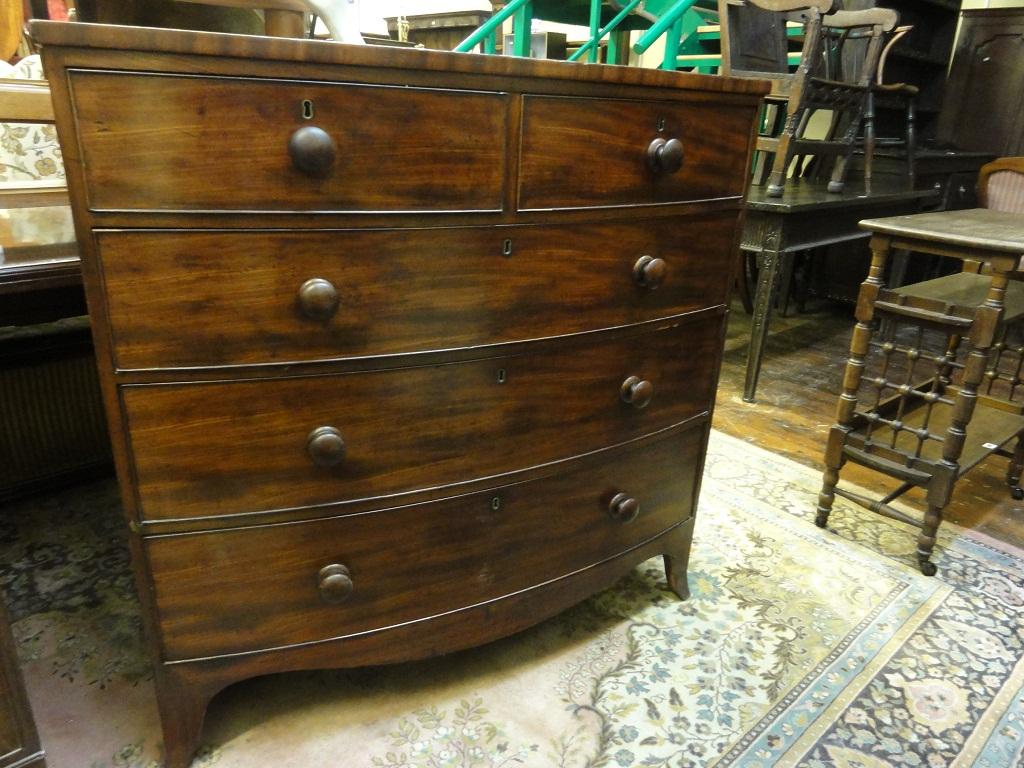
[122,317,720,521]
[518,95,754,210]
[69,70,507,213]
[97,213,738,369]
[146,425,702,661]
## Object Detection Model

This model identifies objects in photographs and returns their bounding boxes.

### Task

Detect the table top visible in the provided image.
[0,204,79,293]
[860,208,1024,255]
[745,179,936,213]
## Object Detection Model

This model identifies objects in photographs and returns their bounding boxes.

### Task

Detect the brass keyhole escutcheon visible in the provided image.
[656,117,666,133]
[497,368,507,384]
[491,495,502,511]
[301,99,315,120]
[502,239,513,257]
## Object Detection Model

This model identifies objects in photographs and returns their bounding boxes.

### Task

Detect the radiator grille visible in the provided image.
[0,336,111,499]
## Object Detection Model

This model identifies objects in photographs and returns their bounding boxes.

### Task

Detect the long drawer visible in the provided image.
[122,316,720,521]
[96,214,737,369]
[518,95,753,210]
[69,71,507,213]
[146,424,703,661]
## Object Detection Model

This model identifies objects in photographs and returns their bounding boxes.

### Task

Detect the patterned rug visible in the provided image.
[2,431,1023,768]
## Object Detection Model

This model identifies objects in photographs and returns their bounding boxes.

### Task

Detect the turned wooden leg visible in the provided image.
[817,237,891,527]
[765,111,798,197]
[919,271,1009,577]
[816,427,847,528]
[1007,433,1024,501]
[663,525,693,601]
[155,666,219,768]
[916,503,943,577]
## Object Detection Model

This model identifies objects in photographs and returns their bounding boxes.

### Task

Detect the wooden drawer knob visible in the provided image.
[621,375,654,408]
[289,126,336,177]
[298,278,340,321]
[608,492,640,523]
[633,255,667,289]
[307,426,346,467]
[318,563,353,604]
[647,137,684,174]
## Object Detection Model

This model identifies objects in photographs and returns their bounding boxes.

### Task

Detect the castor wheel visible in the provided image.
[1012,486,1023,501]
[814,510,829,528]
[917,559,937,577]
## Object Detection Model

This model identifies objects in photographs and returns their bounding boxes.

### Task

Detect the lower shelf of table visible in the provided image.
[846,397,1024,482]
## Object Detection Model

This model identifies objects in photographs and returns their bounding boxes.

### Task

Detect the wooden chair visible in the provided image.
[719,0,898,197]
[978,157,1024,214]
[868,23,917,189]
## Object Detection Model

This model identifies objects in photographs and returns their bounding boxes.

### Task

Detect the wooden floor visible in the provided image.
[714,298,1024,550]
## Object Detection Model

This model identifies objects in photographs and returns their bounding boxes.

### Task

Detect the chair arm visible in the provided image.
[823,7,898,32]
[807,76,870,91]
[873,82,919,95]
[877,25,912,84]
[742,0,833,16]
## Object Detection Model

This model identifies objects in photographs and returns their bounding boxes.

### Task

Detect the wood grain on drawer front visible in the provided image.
[147,426,701,661]
[97,213,736,369]
[69,71,507,213]
[122,317,719,522]
[518,95,752,210]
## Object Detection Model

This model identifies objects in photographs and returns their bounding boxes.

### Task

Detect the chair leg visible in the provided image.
[863,91,876,194]
[904,93,916,189]
[766,111,799,197]
[828,106,868,195]
[752,149,770,186]
[751,103,780,186]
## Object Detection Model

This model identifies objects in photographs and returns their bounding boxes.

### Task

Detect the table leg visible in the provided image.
[816,237,890,528]
[743,223,783,402]
[887,248,910,288]
[778,252,797,318]
[916,270,1010,575]
[1007,434,1024,500]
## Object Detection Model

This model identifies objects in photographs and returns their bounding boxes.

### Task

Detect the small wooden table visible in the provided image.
[816,208,1024,575]
[741,179,936,402]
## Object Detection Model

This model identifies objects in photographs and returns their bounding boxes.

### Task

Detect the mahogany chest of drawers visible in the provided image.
[34,21,766,767]
[0,599,45,768]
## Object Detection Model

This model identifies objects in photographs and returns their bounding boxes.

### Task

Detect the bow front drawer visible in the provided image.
[68,70,507,213]
[96,213,736,369]
[122,317,719,522]
[146,425,702,661]
[517,95,753,210]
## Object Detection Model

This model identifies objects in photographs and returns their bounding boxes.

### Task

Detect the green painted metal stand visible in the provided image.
[455,0,768,75]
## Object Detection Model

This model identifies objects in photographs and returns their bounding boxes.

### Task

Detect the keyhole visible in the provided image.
[301,99,315,120]
[491,496,502,511]
[497,368,507,384]
[502,239,513,257]
[656,117,666,132]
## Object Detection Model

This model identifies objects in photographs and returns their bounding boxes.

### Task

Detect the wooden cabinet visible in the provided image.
[0,600,45,768]
[35,20,766,768]
[937,8,1024,157]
